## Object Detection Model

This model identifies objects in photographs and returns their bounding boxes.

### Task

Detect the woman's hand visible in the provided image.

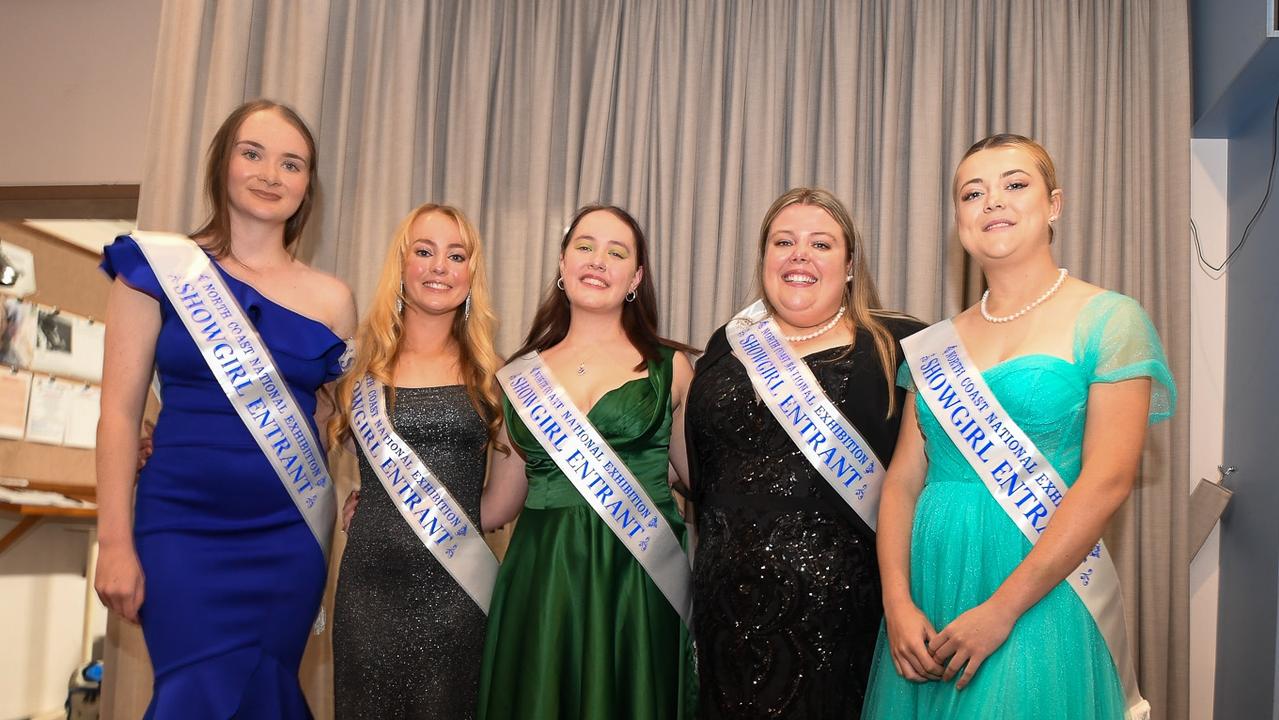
[94,541,145,623]
[341,488,360,532]
[883,597,944,682]
[136,419,155,471]
[929,599,1017,689]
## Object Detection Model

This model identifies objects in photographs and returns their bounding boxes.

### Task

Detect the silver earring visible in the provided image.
[396,282,403,313]
[556,277,565,291]
[625,290,637,303]
[846,274,854,282]
[464,293,472,320]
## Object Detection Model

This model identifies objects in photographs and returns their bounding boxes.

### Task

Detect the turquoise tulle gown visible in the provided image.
[862,292,1175,720]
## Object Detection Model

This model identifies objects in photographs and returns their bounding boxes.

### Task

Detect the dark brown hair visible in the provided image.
[512,204,695,368]
[192,99,318,258]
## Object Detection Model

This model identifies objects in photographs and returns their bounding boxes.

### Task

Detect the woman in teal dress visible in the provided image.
[478,205,697,719]
[863,134,1175,720]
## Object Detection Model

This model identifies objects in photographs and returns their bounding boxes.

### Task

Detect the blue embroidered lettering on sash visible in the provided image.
[132,232,336,555]
[350,374,498,613]
[497,353,692,624]
[726,301,887,525]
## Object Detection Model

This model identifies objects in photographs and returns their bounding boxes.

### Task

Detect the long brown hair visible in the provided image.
[756,187,909,417]
[192,99,318,258]
[331,204,503,450]
[512,204,695,368]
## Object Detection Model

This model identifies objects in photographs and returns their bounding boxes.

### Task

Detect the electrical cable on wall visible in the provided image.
[1192,92,1279,275]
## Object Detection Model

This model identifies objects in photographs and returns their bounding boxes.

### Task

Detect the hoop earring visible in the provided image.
[625,290,637,303]
[396,282,404,314]
[463,293,472,320]
[556,277,565,291]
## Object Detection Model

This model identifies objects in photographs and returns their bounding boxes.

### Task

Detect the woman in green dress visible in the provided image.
[478,205,697,719]
[863,134,1175,719]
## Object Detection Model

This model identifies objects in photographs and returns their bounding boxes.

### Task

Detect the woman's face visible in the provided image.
[225,110,311,228]
[953,146,1061,265]
[402,211,472,317]
[761,203,850,329]
[558,210,642,312]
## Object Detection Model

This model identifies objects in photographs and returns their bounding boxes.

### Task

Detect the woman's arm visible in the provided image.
[667,351,694,495]
[93,279,161,623]
[877,397,945,682]
[481,424,528,531]
[929,377,1152,688]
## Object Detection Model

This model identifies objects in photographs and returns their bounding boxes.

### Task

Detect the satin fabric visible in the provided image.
[479,346,695,719]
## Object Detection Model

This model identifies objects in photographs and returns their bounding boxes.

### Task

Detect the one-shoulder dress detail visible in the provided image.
[102,235,347,720]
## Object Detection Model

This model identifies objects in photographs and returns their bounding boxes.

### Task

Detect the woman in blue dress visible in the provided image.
[94,99,357,719]
[863,134,1175,719]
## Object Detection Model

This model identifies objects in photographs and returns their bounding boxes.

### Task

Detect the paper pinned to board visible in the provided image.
[0,369,32,439]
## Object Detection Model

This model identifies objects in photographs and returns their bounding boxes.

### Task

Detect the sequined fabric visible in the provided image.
[333,385,488,720]
[688,318,923,719]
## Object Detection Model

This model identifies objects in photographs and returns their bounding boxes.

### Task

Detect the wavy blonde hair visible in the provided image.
[331,203,503,449]
[756,187,911,417]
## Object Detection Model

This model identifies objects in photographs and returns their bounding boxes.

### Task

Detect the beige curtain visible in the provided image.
[106,1,1191,719]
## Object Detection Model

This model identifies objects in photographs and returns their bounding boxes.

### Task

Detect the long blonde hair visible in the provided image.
[755,187,909,417]
[331,203,503,448]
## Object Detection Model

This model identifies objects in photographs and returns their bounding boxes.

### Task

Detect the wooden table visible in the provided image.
[0,481,96,554]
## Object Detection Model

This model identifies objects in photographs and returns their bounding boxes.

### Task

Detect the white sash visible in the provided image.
[902,320,1148,720]
[725,300,884,530]
[497,352,692,624]
[349,374,498,613]
[132,232,336,558]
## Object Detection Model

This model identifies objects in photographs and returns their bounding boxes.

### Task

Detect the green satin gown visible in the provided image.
[862,292,1176,720]
[479,346,696,719]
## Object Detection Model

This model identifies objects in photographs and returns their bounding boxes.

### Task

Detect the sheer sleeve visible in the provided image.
[896,360,916,393]
[1075,292,1176,425]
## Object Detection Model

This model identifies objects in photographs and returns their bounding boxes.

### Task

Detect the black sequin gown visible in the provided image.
[687,317,924,720]
[333,385,488,720]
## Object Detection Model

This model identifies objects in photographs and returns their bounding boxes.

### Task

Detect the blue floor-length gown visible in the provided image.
[102,235,347,719]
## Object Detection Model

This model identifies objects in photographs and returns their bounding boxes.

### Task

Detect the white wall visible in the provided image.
[0,0,162,186]
[1189,138,1228,720]
[0,519,107,719]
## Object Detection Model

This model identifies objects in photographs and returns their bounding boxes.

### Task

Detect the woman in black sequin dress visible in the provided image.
[687,188,923,719]
[329,203,504,720]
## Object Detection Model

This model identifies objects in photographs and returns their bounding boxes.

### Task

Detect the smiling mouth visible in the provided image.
[250,189,282,201]
[579,275,609,288]
[423,281,452,291]
[983,219,1015,231]
[781,272,817,285]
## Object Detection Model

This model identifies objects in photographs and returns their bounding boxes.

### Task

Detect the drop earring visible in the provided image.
[396,282,403,314]
[464,293,472,320]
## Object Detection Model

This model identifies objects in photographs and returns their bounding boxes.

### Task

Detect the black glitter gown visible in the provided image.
[687,316,924,719]
[333,385,488,720]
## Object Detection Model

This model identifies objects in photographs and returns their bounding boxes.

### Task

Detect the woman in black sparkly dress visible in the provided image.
[329,203,504,719]
[687,188,923,719]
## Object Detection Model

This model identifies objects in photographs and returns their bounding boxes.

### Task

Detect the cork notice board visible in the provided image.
[0,220,114,489]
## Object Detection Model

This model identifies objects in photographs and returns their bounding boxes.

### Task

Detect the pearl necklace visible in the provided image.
[778,306,847,343]
[980,268,1069,324]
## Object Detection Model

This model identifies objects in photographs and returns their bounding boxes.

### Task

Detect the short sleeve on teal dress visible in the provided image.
[1074,292,1176,424]
[896,360,916,393]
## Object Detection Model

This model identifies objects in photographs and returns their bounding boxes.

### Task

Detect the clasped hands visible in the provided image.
[884,598,1016,690]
